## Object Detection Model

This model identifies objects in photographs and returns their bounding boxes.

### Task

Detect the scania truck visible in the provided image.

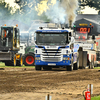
[34,26,79,71]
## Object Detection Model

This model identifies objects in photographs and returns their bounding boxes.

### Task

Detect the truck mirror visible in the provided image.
[92,34,95,40]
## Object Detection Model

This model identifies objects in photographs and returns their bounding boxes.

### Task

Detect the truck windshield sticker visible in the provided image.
[36,30,68,33]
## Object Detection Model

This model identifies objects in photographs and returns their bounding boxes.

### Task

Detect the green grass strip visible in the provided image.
[0,62,35,68]
[94,67,100,69]
[82,95,100,100]
[91,95,100,100]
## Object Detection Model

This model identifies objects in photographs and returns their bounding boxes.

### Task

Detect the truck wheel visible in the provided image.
[35,65,41,70]
[16,55,23,66]
[12,55,16,66]
[5,61,11,66]
[67,65,73,71]
[8,55,16,66]
[24,54,35,66]
[5,55,16,66]
[67,57,73,71]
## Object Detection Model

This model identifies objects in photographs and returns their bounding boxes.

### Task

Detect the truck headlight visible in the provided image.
[35,57,41,60]
[63,57,70,60]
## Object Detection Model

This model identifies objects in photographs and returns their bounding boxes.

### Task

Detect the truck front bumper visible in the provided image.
[35,60,71,66]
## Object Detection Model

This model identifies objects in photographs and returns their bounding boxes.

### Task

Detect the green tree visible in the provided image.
[15,0,51,22]
[78,0,100,13]
[0,1,20,20]
[0,2,11,20]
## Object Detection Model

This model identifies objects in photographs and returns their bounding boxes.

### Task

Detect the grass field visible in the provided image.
[91,96,100,100]
[0,62,35,68]
[94,67,100,69]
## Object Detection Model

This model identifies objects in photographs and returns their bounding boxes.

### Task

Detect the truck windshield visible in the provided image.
[36,33,68,45]
[1,27,13,47]
[75,31,88,40]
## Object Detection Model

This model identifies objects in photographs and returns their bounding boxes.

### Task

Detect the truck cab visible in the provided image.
[35,26,79,71]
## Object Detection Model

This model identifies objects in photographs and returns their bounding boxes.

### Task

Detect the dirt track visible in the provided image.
[0,68,100,100]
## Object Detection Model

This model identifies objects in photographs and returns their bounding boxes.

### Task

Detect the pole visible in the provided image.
[47,94,49,100]
[90,84,91,100]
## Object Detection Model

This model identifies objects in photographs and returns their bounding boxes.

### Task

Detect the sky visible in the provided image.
[82,6,98,14]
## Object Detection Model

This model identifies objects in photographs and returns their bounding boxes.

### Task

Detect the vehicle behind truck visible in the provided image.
[35,26,79,71]
[19,31,35,66]
[94,35,100,66]
[74,23,96,68]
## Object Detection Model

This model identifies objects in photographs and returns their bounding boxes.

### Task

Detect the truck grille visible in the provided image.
[41,49,62,62]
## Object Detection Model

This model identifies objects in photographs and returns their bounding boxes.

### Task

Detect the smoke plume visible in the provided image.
[0,0,78,31]
[45,1,66,24]
[61,0,78,26]
[35,0,66,24]
[35,0,78,25]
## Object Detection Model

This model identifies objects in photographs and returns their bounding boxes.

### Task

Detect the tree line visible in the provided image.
[0,0,99,25]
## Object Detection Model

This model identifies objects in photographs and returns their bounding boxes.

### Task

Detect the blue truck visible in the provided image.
[34,26,79,71]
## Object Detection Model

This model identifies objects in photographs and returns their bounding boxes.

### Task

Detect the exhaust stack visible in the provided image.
[69,20,72,29]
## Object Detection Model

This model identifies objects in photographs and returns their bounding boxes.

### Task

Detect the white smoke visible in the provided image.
[35,0,78,25]
[0,0,78,30]
[45,1,66,24]
[61,0,78,26]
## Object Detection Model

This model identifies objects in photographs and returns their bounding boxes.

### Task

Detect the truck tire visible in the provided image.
[35,65,41,70]
[6,55,16,66]
[5,61,11,66]
[66,57,73,71]
[67,65,73,71]
[12,55,17,66]
[24,54,35,66]
[16,55,23,66]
